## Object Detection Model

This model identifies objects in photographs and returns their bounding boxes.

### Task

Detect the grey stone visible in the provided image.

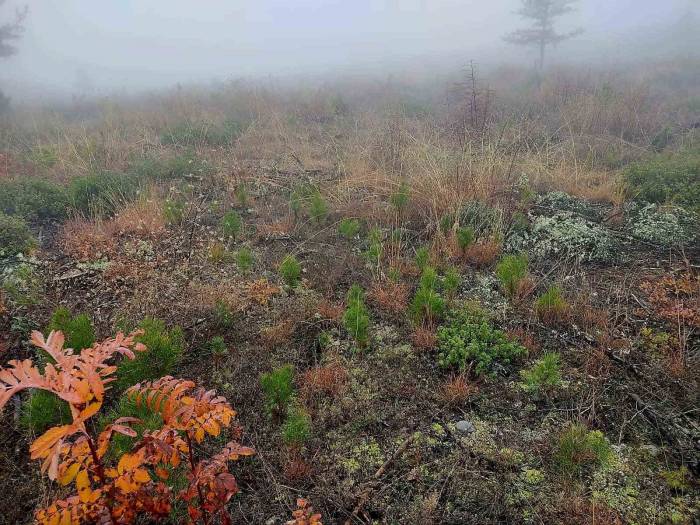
[455,420,475,434]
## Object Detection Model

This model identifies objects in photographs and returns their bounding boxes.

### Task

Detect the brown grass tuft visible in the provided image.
[108,198,165,239]
[300,361,348,402]
[246,278,280,306]
[316,300,344,323]
[59,217,115,260]
[283,455,312,481]
[260,320,295,348]
[440,374,478,405]
[412,327,437,350]
[368,280,409,315]
[464,238,501,268]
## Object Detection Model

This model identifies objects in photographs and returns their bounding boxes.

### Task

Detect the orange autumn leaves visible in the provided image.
[0,330,254,525]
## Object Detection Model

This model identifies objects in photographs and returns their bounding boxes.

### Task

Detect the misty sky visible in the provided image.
[2,0,697,97]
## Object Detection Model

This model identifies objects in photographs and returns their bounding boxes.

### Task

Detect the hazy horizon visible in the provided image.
[2,0,698,100]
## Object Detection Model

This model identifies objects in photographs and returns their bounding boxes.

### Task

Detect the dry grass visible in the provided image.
[59,217,115,260]
[412,327,437,350]
[300,361,348,402]
[440,374,478,405]
[368,280,409,315]
[464,238,502,268]
[260,320,295,349]
[109,197,165,239]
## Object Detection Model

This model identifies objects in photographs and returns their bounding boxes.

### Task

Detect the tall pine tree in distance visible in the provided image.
[505,0,582,71]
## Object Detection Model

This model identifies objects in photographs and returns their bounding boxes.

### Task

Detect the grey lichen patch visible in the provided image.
[538,191,604,220]
[590,445,700,524]
[626,203,699,246]
[528,212,618,263]
[337,437,384,481]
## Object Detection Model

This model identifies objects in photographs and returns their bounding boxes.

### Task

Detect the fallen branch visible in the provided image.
[344,433,416,525]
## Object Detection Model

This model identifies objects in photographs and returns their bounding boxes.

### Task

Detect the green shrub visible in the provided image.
[389,181,410,211]
[282,406,312,446]
[495,254,528,297]
[339,218,361,239]
[234,182,248,207]
[68,172,139,215]
[456,226,474,251]
[0,213,36,257]
[20,307,94,433]
[260,364,295,416]
[308,189,328,223]
[208,336,228,360]
[554,424,613,477]
[0,178,69,221]
[520,352,562,393]
[98,394,163,459]
[410,266,446,325]
[221,210,243,240]
[660,467,691,492]
[439,213,455,234]
[624,150,700,213]
[289,187,303,220]
[235,246,254,272]
[458,201,502,237]
[443,266,461,299]
[160,120,245,147]
[534,285,569,322]
[437,307,526,375]
[212,299,234,329]
[46,307,96,351]
[114,318,184,391]
[414,246,430,271]
[364,227,383,264]
[127,156,167,180]
[20,390,71,434]
[279,255,301,287]
[163,198,185,225]
[343,284,370,348]
[27,145,58,169]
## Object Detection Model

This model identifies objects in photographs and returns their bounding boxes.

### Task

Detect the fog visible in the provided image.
[2,0,698,99]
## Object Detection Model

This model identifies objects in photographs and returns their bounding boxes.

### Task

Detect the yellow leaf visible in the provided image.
[117,452,141,473]
[78,401,102,421]
[59,463,80,486]
[76,469,90,491]
[133,468,150,483]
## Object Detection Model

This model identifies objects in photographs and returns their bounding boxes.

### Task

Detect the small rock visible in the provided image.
[455,420,475,434]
